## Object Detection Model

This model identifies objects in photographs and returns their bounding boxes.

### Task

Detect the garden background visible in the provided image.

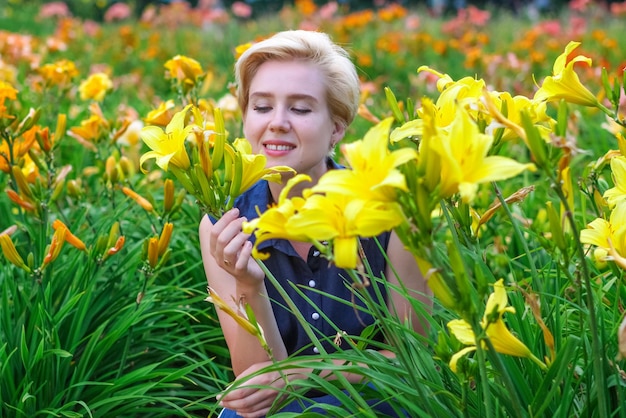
[1,0,626,417]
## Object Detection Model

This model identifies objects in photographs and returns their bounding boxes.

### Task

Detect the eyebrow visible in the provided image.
[249,92,319,103]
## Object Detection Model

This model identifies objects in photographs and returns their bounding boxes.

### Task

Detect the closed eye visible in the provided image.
[253,106,271,113]
[292,108,311,115]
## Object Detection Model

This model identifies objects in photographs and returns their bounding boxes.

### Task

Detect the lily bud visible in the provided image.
[6,189,36,211]
[158,222,173,256]
[11,165,34,199]
[52,219,87,251]
[163,179,175,214]
[107,236,125,256]
[122,186,154,212]
[105,156,118,184]
[54,113,66,145]
[119,156,134,178]
[16,108,41,135]
[41,227,66,268]
[0,234,31,273]
[147,236,159,269]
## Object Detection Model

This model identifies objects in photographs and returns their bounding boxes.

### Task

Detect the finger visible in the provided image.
[221,393,274,418]
[236,240,253,271]
[209,208,239,253]
[221,220,251,269]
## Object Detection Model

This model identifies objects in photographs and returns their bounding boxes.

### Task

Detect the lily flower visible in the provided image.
[417,66,486,128]
[242,175,311,260]
[314,117,417,202]
[533,41,600,107]
[447,279,545,372]
[140,104,193,172]
[164,55,204,92]
[580,201,626,268]
[286,191,404,269]
[38,59,79,87]
[144,100,176,127]
[433,105,536,203]
[603,155,626,208]
[232,137,294,195]
[79,72,113,102]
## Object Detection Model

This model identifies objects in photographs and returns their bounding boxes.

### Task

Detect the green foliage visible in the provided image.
[1,1,626,417]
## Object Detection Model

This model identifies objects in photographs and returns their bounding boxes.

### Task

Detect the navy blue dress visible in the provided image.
[214,161,404,417]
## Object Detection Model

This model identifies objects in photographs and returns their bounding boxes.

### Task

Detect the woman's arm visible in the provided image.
[199,209,288,376]
[384,231,433,337]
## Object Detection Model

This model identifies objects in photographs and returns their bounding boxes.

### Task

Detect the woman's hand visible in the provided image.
[218,361,289,418]
[208,208,265,287]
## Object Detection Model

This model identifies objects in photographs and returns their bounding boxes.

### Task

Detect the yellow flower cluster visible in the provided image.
[139,104,293,219]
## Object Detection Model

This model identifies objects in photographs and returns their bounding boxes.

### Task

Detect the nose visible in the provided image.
[268,109,290,133]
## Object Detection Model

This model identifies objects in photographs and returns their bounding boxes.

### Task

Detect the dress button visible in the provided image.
[312,250,320,256]
[311,312,320,320]
[308,279,316,287]
[313,347,320,354]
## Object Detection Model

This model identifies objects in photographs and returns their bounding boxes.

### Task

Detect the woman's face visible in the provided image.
[243,60,345,182]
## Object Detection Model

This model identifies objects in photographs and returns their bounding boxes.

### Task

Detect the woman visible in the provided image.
[199,30,430,418]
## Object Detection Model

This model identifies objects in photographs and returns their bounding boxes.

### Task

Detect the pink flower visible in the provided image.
[569,0,591,12]
[104,2,132,22]
[404,13,420,31]
[319,2,338,20]
[466,5,490,26]
[38,2,71,19]
[611,1,626,16]
[537,20,561,37]
[231,1,252,18]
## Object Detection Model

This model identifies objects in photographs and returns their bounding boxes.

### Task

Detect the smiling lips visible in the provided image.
[265,144,293,151]
[263,142,295,156]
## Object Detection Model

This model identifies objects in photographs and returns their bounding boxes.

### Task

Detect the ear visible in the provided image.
[330,121,346,148]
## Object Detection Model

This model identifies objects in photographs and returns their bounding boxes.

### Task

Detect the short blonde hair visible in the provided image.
[235,30,360,129]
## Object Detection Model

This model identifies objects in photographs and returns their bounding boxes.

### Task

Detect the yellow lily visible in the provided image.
[314,117,417,202]
[140,104,193,172]
[144,100,176,127]
[533,41,600,107]
[488,91,553,142]
[417,66,486,129]
[164,55,204,92]
[38,59,79,87]
[78,72,113,102]
[433,105,536,203]
[447,279,545,372]
[242,175,311,260]
[232,137,294,194]
[286,191,404,269]
[580,201,626,268]
[603,156,626,208]
[67,114,107,147]
[0,80,18,102]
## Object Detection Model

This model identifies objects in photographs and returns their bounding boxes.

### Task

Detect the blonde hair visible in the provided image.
[235,30,360,129]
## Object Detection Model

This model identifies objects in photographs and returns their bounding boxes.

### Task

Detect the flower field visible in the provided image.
[1,0,626,417]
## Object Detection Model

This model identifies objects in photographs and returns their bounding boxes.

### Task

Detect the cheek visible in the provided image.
[242,117,260,142]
